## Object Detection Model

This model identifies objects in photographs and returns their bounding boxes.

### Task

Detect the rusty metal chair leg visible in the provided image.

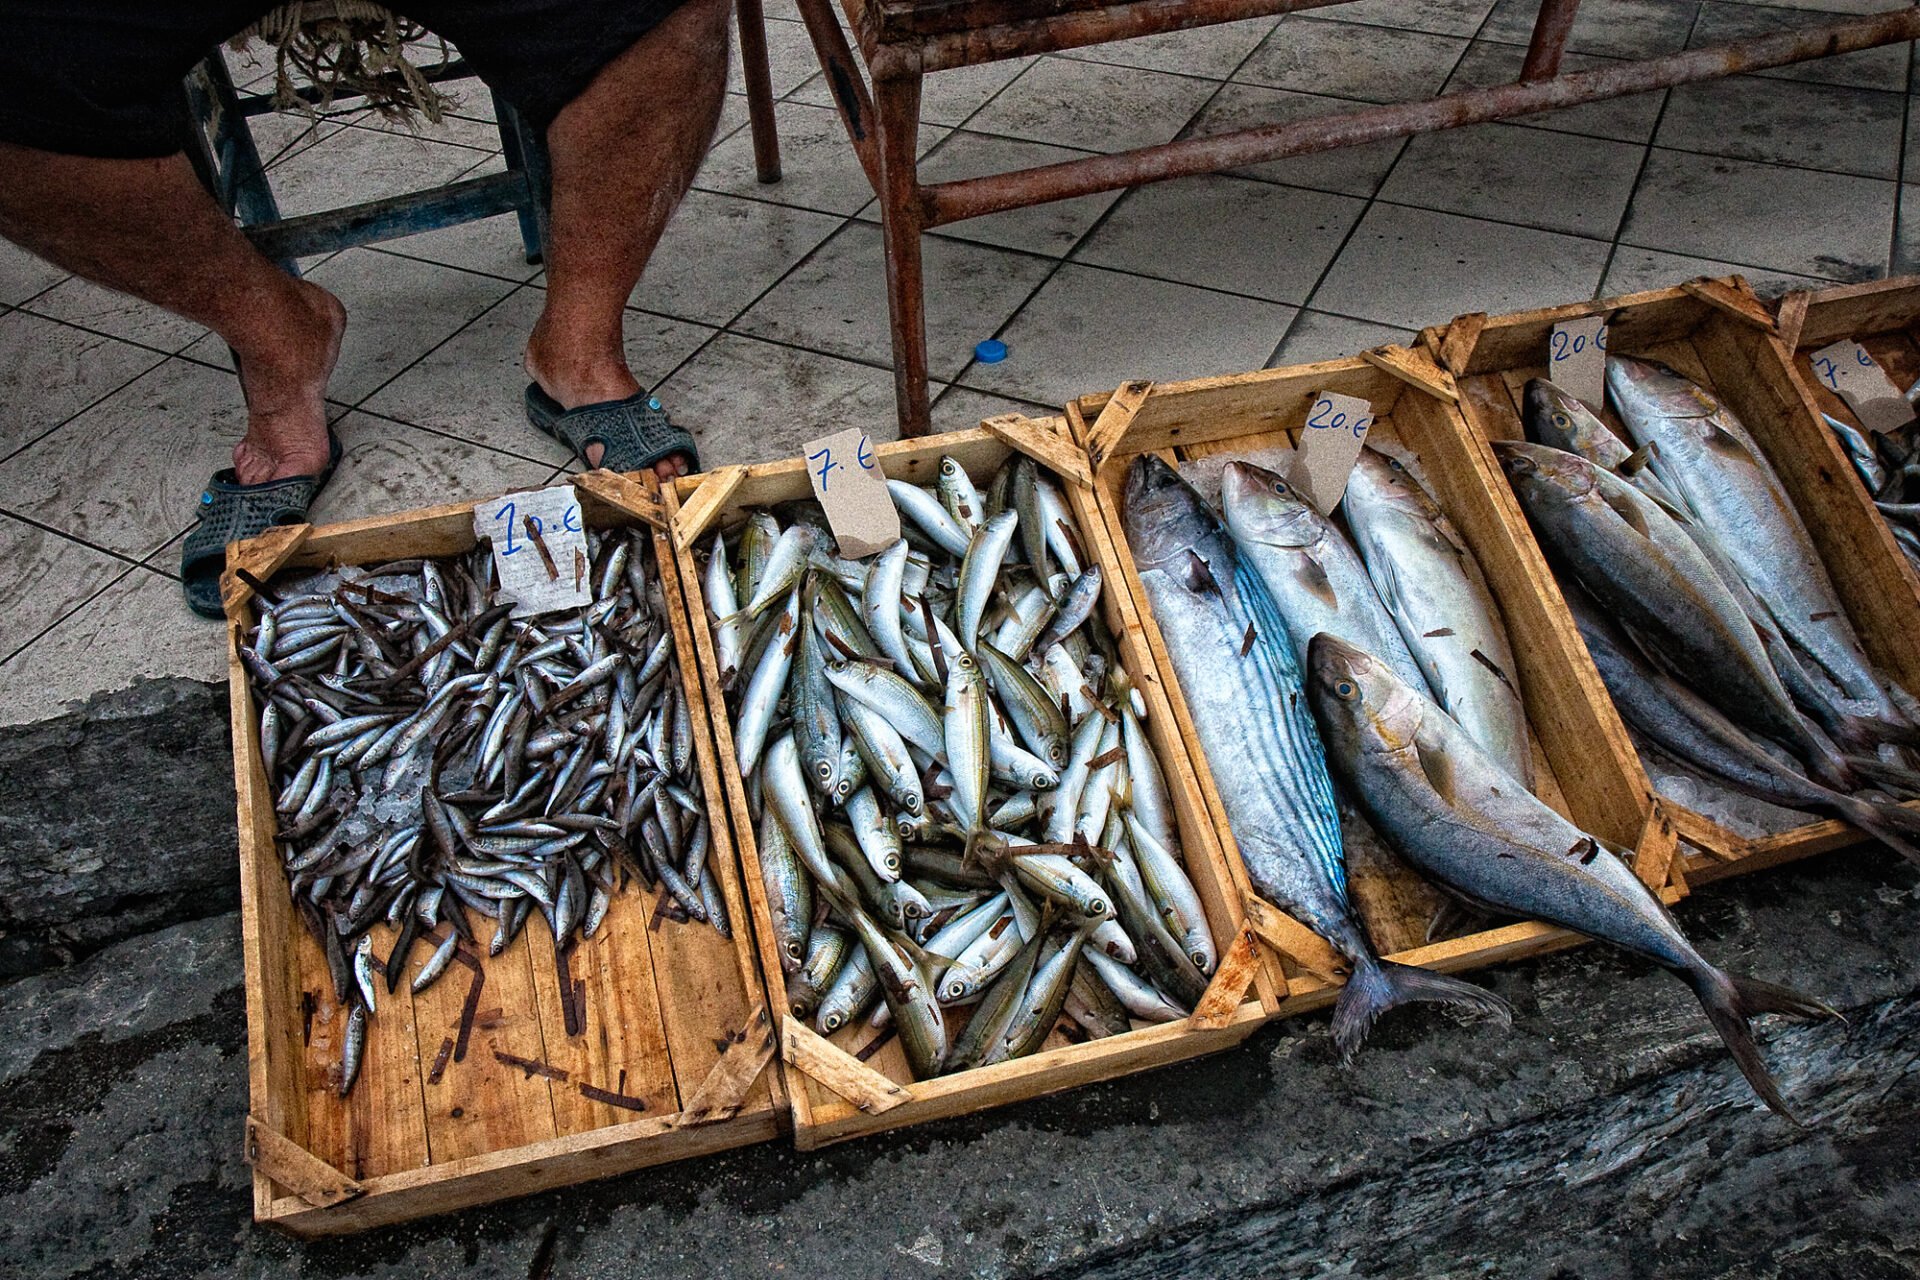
[736,0,783,183]
[874,72,932,438]
[1520,0,1584,82]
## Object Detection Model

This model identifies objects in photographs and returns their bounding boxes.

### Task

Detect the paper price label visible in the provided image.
[1809,338,1913,435]
[1548,315,1609,411]
[473,484,592,617]
[802,426,900,558]
[1286,389,1375,514]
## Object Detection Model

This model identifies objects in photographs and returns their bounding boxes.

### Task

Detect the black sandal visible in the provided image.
[525,384,699,475]
[179,426,343,619]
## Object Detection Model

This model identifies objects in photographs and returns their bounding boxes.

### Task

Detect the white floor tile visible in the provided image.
[0,313,167,459]
[966,58,1219,154]
[0,566,225,726]
[1238,18,1469,103]
[1378,122,1646,238]
[1073,175,1365,303]
[0,515,131,658]
[634,191,846,326]
[736,221,1054,381]
[958,263,1295,406]
[1313,203,1612,329]
[916,133,1125,257]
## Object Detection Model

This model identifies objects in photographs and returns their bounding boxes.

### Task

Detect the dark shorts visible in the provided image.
[0,0,693,159]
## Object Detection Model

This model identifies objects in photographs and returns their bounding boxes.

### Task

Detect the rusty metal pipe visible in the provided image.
[921,8,1920,227]
[1520,0,1585,82]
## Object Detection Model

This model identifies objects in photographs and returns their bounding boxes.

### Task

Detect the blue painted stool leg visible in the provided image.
[496,94,550,265]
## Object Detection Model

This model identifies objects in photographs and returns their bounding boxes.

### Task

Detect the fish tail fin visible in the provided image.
[1330,958,1513,1062]
[1830,794,1920,864]
[1800,723,1862,793]
[1686,967,1842,1124]
[1841,753,1920,801]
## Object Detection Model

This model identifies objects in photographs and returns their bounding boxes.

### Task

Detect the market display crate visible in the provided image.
[1067,350,1678,1018]
[665,415,1279,1151]
[1427,277,1920,883]
[1774,274,1920,608]
[223,471,783,1237]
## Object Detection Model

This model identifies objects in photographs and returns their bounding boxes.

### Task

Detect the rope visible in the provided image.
[228,2,455,125]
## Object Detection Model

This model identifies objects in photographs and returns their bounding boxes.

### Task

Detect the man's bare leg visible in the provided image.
[523,0,731,478]
[0,147,343,484]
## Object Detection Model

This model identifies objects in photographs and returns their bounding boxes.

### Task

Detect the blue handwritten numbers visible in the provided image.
[810,434,877,493]
[1306,395,1372,439]
[489,498,580,555]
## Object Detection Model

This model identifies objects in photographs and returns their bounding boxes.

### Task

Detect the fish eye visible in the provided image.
[1270,480,1290,495]
[823,1013,844,1031]
[1334,679,1358,700]
[1387,458,1404,472]
[1551,412,1570,428]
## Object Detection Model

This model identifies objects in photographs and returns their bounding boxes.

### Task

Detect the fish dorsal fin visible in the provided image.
[1704,422,1755,460]
[1182,550,1220,597]
[1617,441,1657,477]
[1294,554,1340,609]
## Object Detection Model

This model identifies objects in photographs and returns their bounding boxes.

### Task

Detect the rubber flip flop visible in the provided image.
[524,383,699,475]
[180,426,343,619]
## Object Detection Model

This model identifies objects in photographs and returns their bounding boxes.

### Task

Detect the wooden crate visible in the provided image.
[1428,277,1920,882]
[1774,274,1920,610]
[666,416,1277,1151]
[222,471,783,1237]
[1068,350,1678,1017]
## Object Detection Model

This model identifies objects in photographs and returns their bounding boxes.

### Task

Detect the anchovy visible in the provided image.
[246,522,720,1096]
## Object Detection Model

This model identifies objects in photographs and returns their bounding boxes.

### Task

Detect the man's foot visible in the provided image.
[524,325,686,480]
[231,279,347,484]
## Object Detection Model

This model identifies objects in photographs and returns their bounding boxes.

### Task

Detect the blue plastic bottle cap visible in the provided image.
[974,339,1008,364]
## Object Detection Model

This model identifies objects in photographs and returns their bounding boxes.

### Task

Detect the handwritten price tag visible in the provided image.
[801,426,900,558]
[1809,338,1913,435]
[1548,315,1608,411]
[1286,389,1375,514]
[473,484,592,617]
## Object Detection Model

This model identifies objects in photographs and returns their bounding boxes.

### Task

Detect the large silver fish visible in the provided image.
[1220,460,1428,693]
[1607,356,1920,738]
[1342,449,1534,790]
[1497,440,1858,792]
[1307,632,1838,1119]
[1526,377,1880,755]
[1122,455,1510,1056]
[1563,583,1920,862]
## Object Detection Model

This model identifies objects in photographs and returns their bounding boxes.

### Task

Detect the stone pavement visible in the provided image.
[5,677,1920,1280]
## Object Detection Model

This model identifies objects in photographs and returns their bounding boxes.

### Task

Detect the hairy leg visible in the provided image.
[0,145,343,483]
[523,0,732,477]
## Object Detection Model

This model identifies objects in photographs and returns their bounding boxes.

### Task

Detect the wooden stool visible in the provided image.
[184,1,783,275]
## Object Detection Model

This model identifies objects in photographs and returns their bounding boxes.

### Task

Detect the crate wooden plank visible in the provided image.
[667,419,1275,1151]
[1440,277,1920,879]
[1067,350,1666,1014]
[227,476,781,1237]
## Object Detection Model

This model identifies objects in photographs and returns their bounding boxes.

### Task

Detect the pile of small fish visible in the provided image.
[1125,445,1836,1118]
[702,455,1217,1079]
[1821,393,1920,574]
[1506,362,1920,860]
[244,526,719,1095]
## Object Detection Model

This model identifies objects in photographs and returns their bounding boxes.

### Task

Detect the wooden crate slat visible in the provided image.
[666,418,1273,1151]
[1068,353,1664,1015]
[1441,277,1920,883]
[229,477,781,1236]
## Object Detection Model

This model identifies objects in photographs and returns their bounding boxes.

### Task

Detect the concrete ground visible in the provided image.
[5,679,1920,1279]
[6,3,1920,1276]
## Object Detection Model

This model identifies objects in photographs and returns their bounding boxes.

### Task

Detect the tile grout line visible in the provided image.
[1281,4,1493,361]
[1592,4,1701,296]
[1889,39,1914,276]
[949,17,1294,397]
[0,557,158,672]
